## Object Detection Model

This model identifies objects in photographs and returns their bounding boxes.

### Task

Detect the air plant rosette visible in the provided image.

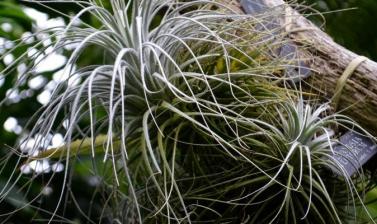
[1,0,376,223]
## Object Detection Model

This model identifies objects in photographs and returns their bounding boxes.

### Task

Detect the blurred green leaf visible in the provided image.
[0,1,33,31]
[0,179,31,212]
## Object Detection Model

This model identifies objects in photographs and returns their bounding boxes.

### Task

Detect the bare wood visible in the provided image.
[230,0,377,134]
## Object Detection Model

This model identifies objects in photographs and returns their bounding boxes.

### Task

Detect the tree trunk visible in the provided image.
[226,0,377,135]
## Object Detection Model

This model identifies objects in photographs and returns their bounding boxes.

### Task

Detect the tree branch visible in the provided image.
[234,0,377,134]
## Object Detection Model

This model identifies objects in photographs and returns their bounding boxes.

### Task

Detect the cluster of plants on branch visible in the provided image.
[1,0,376,223]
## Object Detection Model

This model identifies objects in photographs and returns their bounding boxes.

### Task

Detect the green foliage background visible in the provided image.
[306,0,377,60]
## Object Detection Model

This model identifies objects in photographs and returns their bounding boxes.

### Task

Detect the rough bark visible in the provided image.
[227,0,377,134]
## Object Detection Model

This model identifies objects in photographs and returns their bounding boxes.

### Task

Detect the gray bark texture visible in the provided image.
[226,0,377,134]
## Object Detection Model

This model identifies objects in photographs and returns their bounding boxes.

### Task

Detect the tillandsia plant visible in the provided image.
[0,0,376,223]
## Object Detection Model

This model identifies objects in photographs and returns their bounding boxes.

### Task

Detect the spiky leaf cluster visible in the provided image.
[0,0,376,223]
